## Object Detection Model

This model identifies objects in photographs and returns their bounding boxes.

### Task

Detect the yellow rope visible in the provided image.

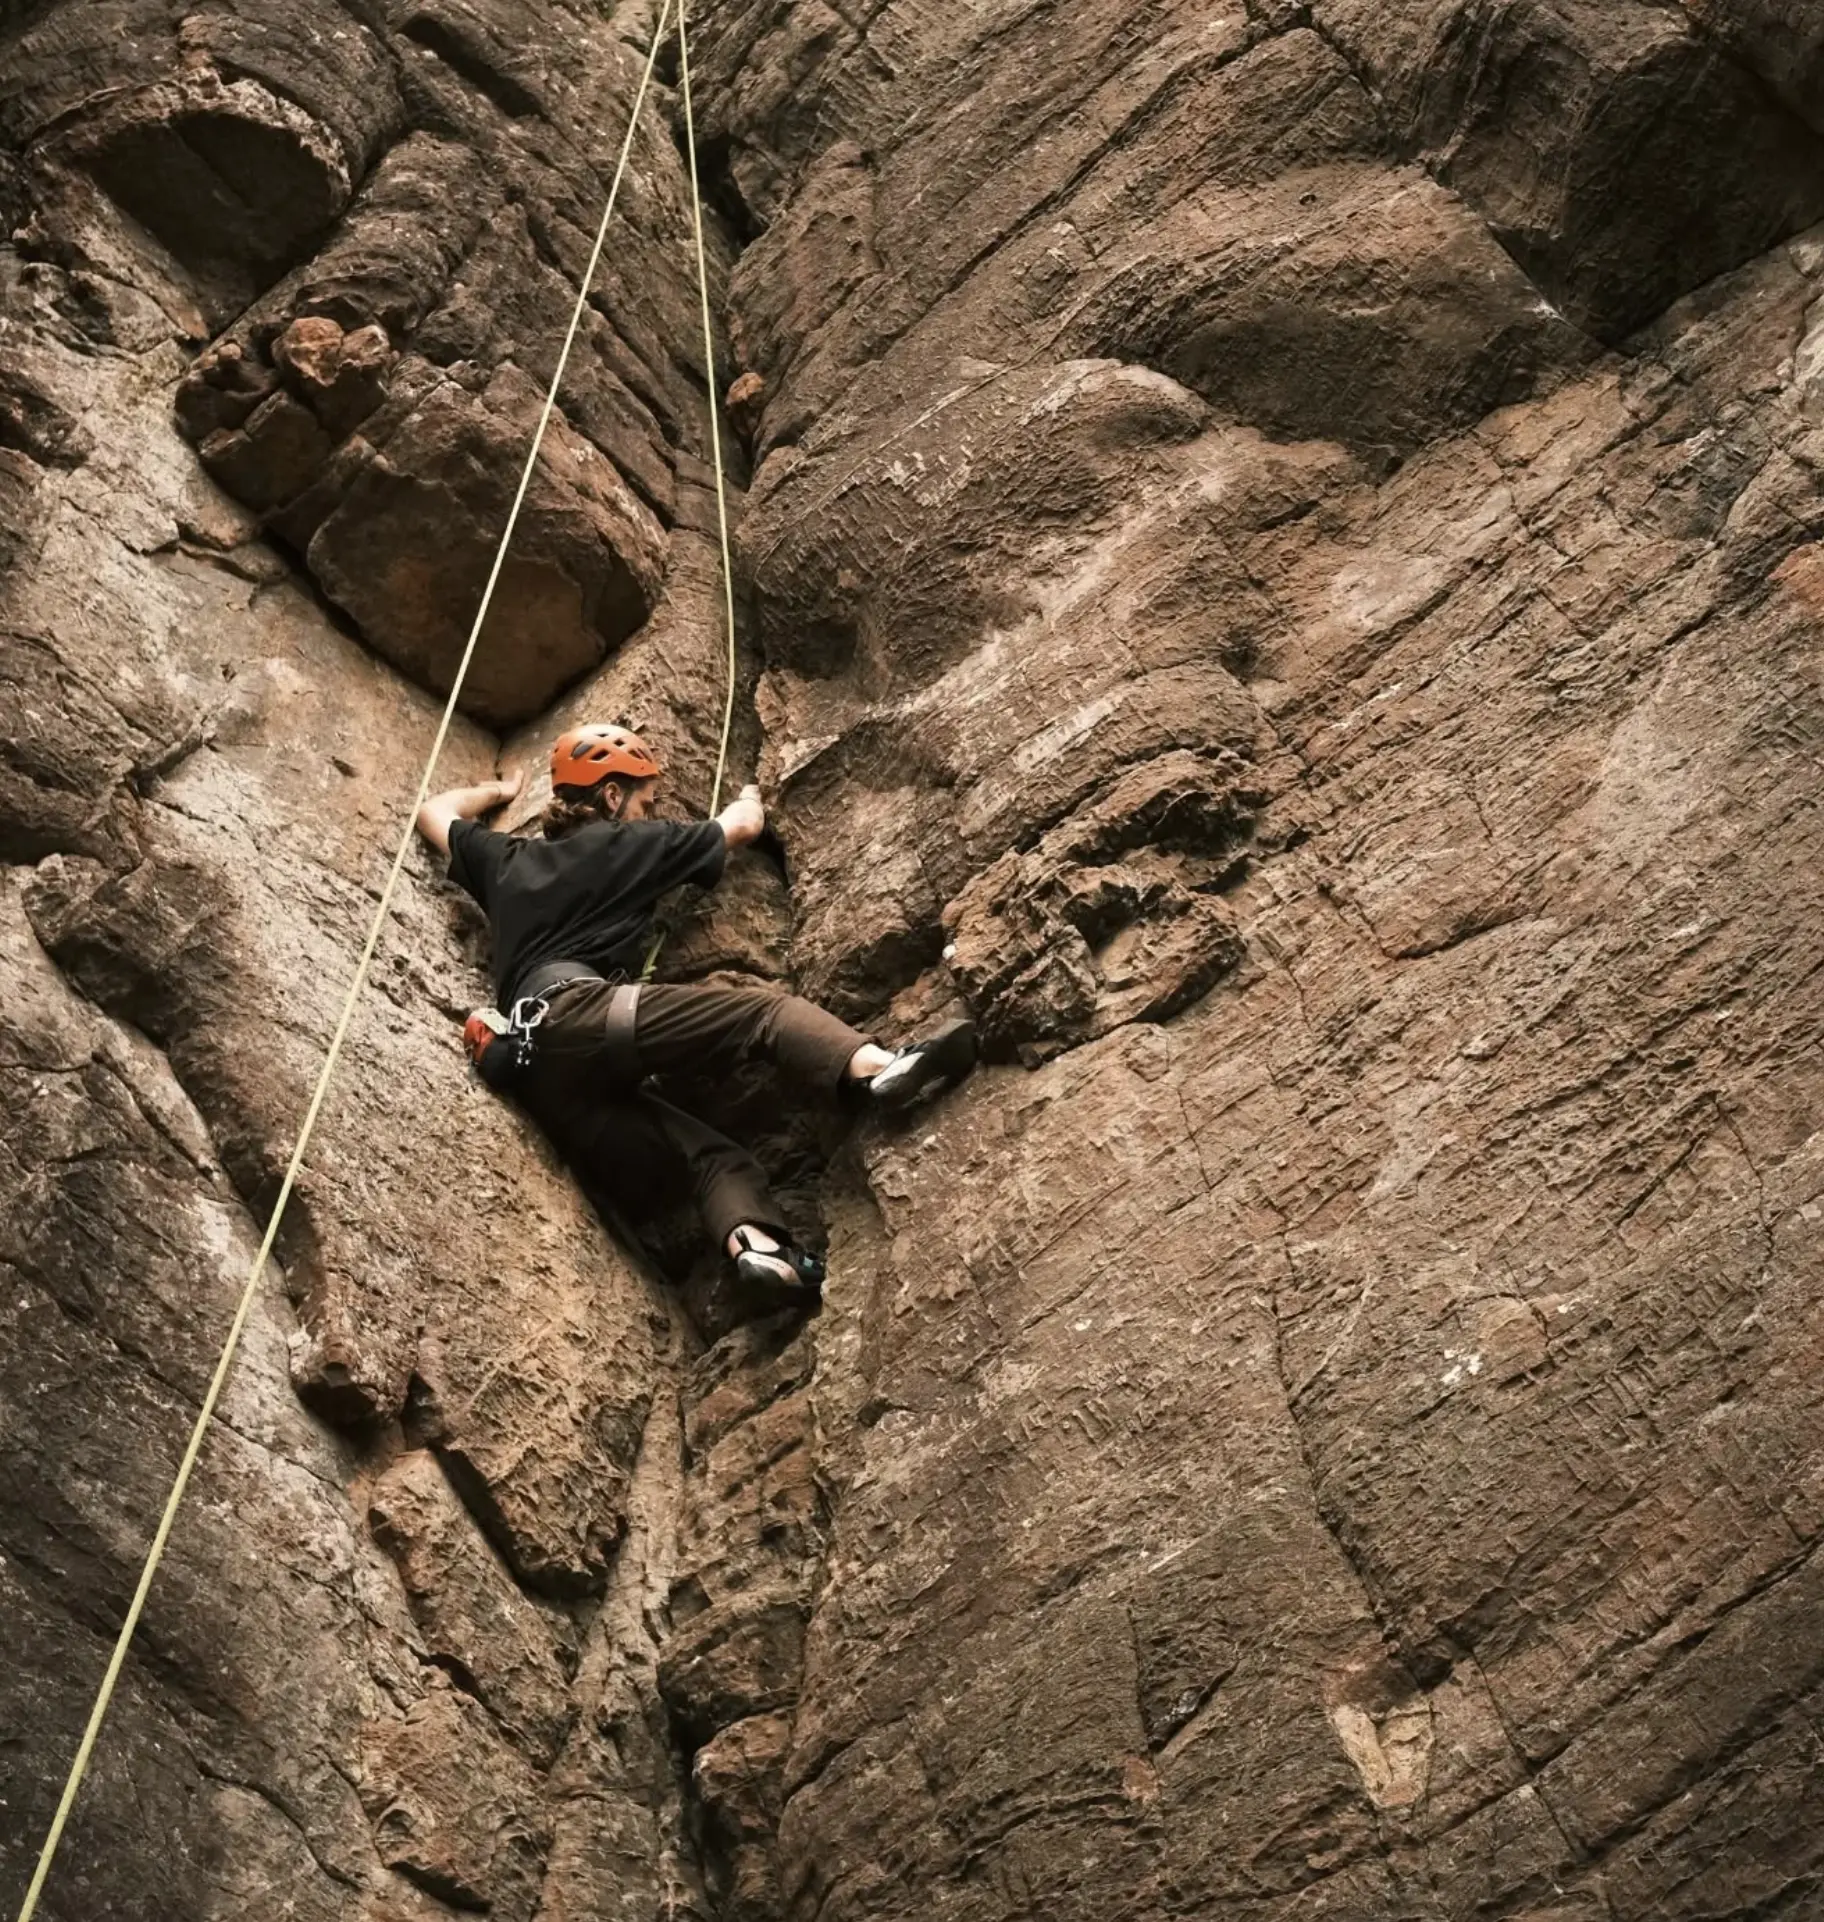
[11,11,676,1916]
[638,0,740,988]
[677,0,741,819]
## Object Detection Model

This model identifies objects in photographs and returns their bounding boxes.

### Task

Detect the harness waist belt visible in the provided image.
[519,960,609,1001]
[515,962,642,1085]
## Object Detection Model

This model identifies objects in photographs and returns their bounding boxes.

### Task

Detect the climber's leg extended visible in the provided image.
[634,982,980,1111]
[527,974,977,1112]
[632,981,870,1089]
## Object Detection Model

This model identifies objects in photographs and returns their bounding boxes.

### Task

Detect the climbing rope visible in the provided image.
[12,10,682,1916]
[677,0,742,820]
[637,0,740,986]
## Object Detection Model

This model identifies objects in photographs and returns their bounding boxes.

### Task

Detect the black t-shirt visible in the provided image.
[448,815,727,1005]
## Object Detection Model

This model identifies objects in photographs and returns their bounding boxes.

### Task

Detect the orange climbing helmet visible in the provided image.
[550,723,662,794]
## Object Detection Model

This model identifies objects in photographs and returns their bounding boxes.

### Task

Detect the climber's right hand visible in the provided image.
[717,782,766,848]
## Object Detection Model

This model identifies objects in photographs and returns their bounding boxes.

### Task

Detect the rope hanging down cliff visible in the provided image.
[639,0,741,983]
[11,6,738,1912]
[680,0,741,820]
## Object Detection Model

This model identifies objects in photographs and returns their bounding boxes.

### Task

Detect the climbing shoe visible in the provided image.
[730,1227,826,1306]
[866,1016,978,1113]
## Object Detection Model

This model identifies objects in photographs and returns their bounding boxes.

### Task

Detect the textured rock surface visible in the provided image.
[0,4,720,1917]
[699,1,1824,1914]
[4,0,1824,1919]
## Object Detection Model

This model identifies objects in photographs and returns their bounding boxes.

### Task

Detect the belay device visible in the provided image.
[463,995,548,1093]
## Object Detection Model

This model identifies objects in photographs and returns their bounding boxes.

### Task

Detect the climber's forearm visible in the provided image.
[416,777,517,857]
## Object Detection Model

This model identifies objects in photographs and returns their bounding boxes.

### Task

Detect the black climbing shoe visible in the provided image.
[865,1016,978,1114]
[730,1228,826,1306]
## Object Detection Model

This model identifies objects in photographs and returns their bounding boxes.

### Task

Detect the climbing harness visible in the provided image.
[11,1,743,1912]
[464,966,642,1091]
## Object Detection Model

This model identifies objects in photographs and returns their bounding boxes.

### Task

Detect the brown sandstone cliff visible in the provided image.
[2,2,1822,1919]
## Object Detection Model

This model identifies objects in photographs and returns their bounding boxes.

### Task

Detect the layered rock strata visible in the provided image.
[2,1,1823,1920]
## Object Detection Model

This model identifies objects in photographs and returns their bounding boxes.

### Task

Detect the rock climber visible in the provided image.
[415,723,977,1304]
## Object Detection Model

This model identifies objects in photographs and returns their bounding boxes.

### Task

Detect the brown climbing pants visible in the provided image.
[521,980,870,1249]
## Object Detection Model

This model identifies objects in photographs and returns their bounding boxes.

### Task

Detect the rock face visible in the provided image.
[2,2,1823,1921]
